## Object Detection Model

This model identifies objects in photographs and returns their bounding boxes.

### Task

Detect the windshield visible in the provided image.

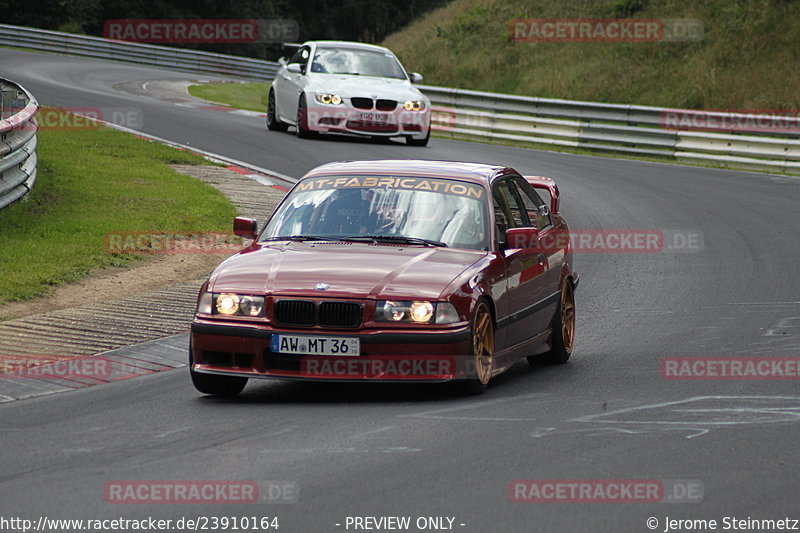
[310,48,407,79]
[262,176,489,250]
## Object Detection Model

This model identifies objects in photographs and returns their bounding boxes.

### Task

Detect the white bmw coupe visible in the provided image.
[267,41,431,146]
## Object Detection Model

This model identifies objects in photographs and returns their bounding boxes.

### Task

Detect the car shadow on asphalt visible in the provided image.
[194,359,568,405]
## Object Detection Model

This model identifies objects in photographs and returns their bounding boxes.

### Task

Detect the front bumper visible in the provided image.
[190,320,471,382]
[306,105,430,138]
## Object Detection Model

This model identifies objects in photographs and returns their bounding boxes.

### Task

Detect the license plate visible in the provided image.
[271,334,360,356]
[357,112,388,123]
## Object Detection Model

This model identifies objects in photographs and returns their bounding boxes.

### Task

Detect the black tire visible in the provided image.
[266,90,288,132]
[296,94,317,139]
[189,343,247,397]
[458,300,494,395]
[406,127,430,146]
[530,280,575,365]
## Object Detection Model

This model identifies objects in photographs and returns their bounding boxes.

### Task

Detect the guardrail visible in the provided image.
[0,78,38,211]
[0,24,278,82]
[1,23,797,173]
[421,85,800,173]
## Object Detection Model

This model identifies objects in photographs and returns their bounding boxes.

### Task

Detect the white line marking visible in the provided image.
[398,392,551,420]
[351,426,394,439]
[155,426,192,439]
[575,395,800,426]
[765,316,800,335]
[729,302,800,306]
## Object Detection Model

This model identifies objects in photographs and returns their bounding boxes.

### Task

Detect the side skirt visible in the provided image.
[491,328,552,376]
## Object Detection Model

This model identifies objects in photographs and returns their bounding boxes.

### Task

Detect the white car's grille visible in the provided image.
[376,99,397,111]
[348,97,398,111]
[351,97,373,109]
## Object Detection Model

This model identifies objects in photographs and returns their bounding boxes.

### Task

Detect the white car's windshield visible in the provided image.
[310,48,407,79]
[262,176,489,250]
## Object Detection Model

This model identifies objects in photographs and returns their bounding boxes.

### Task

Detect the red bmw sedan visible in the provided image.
[190,160,578,395]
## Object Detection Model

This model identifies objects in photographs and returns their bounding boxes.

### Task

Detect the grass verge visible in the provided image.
[0,108,237,304]
[382,0,800,110]
[188,82,268,113]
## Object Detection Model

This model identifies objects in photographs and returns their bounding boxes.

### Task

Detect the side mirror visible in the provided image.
[505,227,541,251]
[538,204,550,218]
[409,72,423,83]
[278,57,287,66]
[287,63,303,74]
[233,217,258,240]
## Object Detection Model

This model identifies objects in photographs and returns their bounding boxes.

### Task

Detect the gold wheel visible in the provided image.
[473,302,495,385]
[560,282,575,354]
[529,279,576,365]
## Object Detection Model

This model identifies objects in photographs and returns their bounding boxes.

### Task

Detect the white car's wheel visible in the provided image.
[296,95,317,139]
[267,90,288,132]
[406,128,430,147]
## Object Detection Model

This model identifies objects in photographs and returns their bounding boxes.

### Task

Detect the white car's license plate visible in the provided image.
[358,112,388,122]
[271,334,360,356]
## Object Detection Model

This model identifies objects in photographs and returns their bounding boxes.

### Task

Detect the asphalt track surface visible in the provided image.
[2,50,800,533]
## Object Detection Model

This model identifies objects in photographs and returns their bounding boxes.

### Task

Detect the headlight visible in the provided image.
[239,295,265,317]
[403,100,426,111]
[314,93,343,105]
[380,300,407,322]
[409,301,434,323]
[434,302,460,324]
[201,293,265,317]
[216,293,240,315]
[376,300,458,324]
[197,292,213,314]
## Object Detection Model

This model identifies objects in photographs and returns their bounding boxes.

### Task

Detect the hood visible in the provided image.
[209,242,484,300]
[306,74,428,102]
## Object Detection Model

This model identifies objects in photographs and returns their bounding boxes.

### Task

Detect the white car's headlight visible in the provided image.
[403,100,426,111]
[315,93,343,105]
